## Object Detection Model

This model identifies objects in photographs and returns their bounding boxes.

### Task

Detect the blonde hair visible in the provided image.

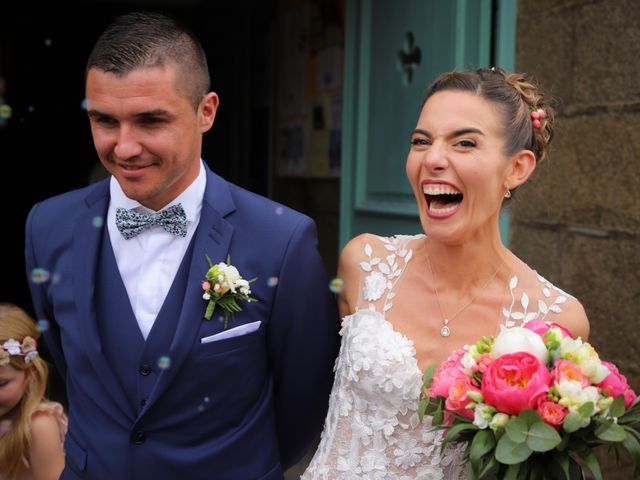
[423,67,555,164]
[0,303,51,480]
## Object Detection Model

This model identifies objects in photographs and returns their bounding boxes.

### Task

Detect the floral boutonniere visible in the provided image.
[202,254,257,329]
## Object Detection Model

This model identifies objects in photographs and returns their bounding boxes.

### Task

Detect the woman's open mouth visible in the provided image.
[423,182,463,218]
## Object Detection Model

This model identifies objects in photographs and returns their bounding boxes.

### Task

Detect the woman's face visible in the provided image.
[0,364,27,418]
[406,90,513,244]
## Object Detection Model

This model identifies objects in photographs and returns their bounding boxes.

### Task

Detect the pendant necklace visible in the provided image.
[425,242,504,337]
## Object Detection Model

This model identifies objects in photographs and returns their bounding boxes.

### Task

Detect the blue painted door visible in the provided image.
[340,0,516,246]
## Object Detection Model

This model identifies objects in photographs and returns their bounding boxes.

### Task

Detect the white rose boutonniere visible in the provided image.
[202,254,257,329]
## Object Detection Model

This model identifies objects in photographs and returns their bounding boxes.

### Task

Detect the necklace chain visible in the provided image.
[425,241,504,337]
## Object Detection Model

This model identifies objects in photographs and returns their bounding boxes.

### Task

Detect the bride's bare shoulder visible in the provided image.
[337,234,374,316]
[509,258,590,341]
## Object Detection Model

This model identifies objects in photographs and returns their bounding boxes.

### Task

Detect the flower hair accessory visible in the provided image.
[530,106,546,129]
[202,254,257,329]
[0,337,38,366]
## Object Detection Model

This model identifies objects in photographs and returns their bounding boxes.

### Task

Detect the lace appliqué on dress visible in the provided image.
[361,236,413,313]
[302,235,467,480]
[501,273,571,327]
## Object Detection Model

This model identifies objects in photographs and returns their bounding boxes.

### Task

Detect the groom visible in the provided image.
[25,12,339,480]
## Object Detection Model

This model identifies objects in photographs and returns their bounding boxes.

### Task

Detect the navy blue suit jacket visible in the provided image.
[25,166,340,479]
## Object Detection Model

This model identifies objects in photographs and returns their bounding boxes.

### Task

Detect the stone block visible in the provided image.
[509,127,581,225]
[511,113,640,235]
[562,113,640,234]
[574,1,640,105]
[560,235,640,382]
[516,7,576,107]
[509,223,565,283]
[517,0,589,17]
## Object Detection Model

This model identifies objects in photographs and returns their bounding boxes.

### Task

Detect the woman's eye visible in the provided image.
[411,138,429,146]
[456,140,476,148]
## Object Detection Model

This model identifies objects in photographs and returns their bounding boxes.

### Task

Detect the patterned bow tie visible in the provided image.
[115,203,187,240]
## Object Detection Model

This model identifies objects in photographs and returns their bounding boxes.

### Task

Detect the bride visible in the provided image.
[302,67,590,479]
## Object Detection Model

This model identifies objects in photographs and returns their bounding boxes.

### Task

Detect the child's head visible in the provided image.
[0,303,47,419]
[0,303,51,479]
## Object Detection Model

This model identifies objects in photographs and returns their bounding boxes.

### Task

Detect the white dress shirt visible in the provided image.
[107,161,206,340]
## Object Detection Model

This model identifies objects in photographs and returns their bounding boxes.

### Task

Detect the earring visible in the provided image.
[504,189,512,199]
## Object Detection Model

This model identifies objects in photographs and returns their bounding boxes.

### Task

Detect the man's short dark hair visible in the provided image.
[86,12,210,109]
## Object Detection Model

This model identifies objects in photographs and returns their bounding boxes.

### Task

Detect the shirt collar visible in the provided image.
[109,160,206,223]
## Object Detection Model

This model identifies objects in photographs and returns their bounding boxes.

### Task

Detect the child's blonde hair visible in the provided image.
[0,303,50,480]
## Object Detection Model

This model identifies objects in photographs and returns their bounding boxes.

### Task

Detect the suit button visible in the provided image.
[140,398,147,407]
[139,364,152,376]
[132,430,146,444]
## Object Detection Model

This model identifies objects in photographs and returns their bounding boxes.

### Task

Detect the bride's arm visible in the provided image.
[336,234,370,318]
[556,297,591,341]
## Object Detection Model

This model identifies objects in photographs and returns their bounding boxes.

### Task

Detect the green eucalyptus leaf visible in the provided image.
[469,430,496,476]
[563,412,583,434]
[505,417,528,444]
[423,365,437,389]
[609,395,626,418]
[595,422,627,442]
[519,409,543,427]
[577,402,594,418]
[470,429,497,462]
[495,434,533,464]
[418,398,428,422]
[527,422,562,452]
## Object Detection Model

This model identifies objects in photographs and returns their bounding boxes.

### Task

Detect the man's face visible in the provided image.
[86,63,217,210]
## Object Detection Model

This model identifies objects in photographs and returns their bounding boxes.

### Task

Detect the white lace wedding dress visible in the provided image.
[302,234,574,480]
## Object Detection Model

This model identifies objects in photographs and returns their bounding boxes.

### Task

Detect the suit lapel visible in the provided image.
[73,181,132,418]
[144,168,236,410]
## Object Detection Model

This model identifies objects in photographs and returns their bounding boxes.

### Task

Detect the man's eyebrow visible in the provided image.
[135,109,173,118]
[86,109,175,120]
[86,109,111,119]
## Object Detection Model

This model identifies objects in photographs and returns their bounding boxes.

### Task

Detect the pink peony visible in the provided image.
[551,359,590,388]
[445,377,480,420]
[537,400,568,429]
[524,319,573,339]
[429,348,468,399]
[598,361,637,408]
[481,352,551,415]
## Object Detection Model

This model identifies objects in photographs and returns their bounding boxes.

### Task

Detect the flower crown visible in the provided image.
[0,337,39,366]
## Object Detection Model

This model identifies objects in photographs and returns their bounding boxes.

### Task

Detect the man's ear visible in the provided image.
[199,92,219,133]
[505,149,536,191]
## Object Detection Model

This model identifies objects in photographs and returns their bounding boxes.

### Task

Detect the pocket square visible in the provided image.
[200,321,262,344]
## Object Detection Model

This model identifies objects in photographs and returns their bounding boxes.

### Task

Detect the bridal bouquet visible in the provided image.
[419,320,640,479]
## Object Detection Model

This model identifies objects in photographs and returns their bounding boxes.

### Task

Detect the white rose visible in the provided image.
[461,352,476,375]
[492,326,549,364]
[224,265,241,284]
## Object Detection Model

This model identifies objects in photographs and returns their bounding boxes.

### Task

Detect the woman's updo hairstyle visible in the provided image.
[422,67,554,164]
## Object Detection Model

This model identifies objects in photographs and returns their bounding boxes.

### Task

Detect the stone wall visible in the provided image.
[512,0,640,476]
